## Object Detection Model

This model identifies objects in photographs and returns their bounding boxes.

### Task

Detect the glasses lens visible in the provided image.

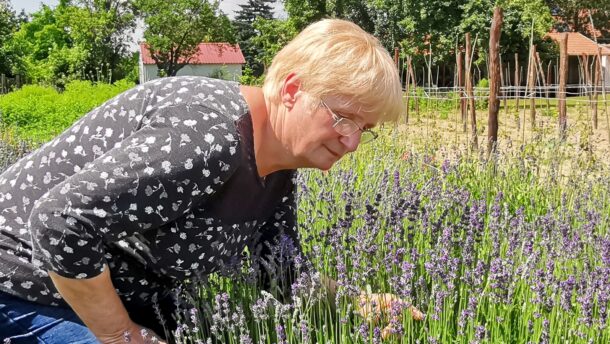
[334,118,359,136]
[360,130,376,144]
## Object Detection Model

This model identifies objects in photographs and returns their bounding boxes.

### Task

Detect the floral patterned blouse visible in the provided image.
[0,76,298,310]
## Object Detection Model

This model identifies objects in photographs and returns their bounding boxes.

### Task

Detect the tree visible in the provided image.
[59,0,137,81]
[251,17,299,70]
[546,1,610,41]
[6,5,89,85]
[0,0,18,75]
[233,0,275,76]
[133,0,236,77]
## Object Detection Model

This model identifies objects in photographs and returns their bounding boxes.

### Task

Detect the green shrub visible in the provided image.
[0,79,134,143]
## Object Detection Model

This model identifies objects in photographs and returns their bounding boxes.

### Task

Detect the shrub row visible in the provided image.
[0,79,134,143]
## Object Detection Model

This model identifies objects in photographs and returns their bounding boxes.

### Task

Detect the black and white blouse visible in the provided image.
[0,76,298,310]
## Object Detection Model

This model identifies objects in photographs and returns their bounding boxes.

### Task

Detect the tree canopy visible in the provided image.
[133,0,235,77]
[233,0,275,77]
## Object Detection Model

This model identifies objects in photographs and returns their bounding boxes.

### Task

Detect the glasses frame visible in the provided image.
[319,99,378,144]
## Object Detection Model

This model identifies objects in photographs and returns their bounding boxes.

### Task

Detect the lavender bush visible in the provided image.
[1,124,608,343]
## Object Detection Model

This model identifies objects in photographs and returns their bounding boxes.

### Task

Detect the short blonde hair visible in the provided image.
[263,19,403,123]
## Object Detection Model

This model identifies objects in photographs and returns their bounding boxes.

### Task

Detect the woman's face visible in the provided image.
[278,77,380,171]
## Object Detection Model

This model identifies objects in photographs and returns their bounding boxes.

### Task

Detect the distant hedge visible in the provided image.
[0,79,134,143]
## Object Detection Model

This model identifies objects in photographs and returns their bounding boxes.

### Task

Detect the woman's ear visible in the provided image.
[280,72,301,110]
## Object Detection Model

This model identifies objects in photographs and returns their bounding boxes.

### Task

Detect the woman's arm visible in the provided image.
[49,268,163,343]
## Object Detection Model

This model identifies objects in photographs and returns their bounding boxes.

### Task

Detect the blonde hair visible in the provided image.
[263,19,403,122]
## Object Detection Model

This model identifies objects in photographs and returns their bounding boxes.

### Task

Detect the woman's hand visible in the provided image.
[356,292,424,339]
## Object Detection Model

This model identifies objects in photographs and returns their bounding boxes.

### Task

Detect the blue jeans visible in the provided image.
[0,291,98,343]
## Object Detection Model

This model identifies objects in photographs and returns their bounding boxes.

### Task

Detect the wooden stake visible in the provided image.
[408,59,419,117]
[457,51,466,131]
[592,54,600,129]
[488,7,503,157]
[405,56,412,124]
[514,53,520,112]
[558,33,568,139]
[527,45,537,128]
[465,32,478,149]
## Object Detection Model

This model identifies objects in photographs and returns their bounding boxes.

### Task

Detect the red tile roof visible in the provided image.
[140,43,246,65]
[546,32,610,56]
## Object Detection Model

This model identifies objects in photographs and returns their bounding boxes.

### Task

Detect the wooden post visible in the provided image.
[527,45,537,128]
[500,56,507,118]
[394,47,399,67]
[505,62,510,117]
[405,56,412,124]
[514,53,520,112]
[457,51,466,131]
[408,59,419,117]
[488,7,503,157]
[592,54,600,129]
[535,52,550,114]
[546,61,553,107]
[0,74,5,94]
[465,32,478,148]
[558,33,568,139]
[597,46,610,142]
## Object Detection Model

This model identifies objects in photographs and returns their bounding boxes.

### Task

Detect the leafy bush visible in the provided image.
[0,79,134,142]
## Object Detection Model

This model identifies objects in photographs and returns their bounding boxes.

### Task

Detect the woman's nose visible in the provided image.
[339,132,361,153]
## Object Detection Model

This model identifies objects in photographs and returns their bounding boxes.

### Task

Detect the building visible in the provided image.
[139,43,246,84]
[547,32,610,87]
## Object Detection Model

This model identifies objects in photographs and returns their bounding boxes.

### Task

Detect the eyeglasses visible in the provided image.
[319,100,378,144]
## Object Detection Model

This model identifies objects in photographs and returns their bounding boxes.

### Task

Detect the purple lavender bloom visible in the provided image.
[560,275,576,312]
[276,324,287,344]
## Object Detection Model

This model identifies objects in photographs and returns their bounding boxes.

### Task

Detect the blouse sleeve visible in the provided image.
[28,106,240,279]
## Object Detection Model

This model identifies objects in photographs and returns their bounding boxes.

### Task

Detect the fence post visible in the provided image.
[465,32,478,149]
[558,33,568,139]
[488,7,502,157]
[0,74,5,94]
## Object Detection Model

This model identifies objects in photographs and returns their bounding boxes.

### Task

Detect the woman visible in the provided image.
[0,19,412,343]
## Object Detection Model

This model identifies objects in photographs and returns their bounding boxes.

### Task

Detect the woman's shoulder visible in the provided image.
[141,76,249,122]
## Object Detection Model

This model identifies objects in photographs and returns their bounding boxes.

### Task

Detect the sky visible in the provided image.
[9,0,285,18]
[9,0,286,51]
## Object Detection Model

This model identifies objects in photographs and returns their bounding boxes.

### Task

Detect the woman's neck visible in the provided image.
[239,85,293,177]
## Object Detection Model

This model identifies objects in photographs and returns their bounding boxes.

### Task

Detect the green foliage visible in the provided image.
[251,17,299,69]
[133,0,236,77]
[0,79,134,142]
[475,78,489,109]
[5,2,136,86]
[233,0,275,77]
[547,1,610,41]
[0,0,19,76]
[59,0,137,82]
[239,65,265,86]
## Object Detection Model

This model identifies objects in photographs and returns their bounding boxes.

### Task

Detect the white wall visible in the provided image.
[139,64,242,84]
